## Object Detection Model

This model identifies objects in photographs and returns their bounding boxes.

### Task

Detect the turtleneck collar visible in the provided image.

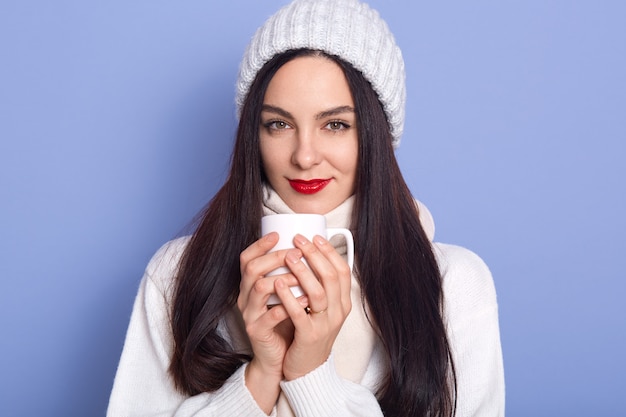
[262,184,355,230]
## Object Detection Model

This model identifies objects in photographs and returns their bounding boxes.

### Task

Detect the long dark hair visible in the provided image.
[170,49,456,416]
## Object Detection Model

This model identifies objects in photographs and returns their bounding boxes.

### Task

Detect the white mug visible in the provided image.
[261,213,354,305]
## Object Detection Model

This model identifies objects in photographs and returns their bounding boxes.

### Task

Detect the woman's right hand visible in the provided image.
[237,232,307,413]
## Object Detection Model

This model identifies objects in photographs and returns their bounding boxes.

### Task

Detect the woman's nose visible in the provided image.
[291,130,321,169]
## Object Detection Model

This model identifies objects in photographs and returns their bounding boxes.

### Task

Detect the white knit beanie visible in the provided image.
[235,0,406,148]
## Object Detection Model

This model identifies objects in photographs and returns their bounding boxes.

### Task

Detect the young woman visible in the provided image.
[107,1,505,416]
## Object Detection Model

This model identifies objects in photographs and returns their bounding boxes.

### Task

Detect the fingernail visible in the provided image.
[313,235,327,245]
[286,250,301,264]
[294,234,307,245]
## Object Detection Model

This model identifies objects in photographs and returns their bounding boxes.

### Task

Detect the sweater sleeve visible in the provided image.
[106,239,273,417]
[280,355,383,417]
[435,243,506,417]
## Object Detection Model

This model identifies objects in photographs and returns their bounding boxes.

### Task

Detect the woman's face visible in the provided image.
[259,56,358,214]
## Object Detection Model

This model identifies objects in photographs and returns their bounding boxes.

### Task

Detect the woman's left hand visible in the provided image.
[274,234,352,380]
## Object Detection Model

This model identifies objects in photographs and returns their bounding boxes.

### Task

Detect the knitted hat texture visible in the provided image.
[235,0,406,148]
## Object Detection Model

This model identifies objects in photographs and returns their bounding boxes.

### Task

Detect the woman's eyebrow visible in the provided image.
[315,105,355,120]
[261,104,355,120]
[261,104,293,119]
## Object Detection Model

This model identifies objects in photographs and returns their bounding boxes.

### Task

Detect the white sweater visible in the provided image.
[107,193,505,416]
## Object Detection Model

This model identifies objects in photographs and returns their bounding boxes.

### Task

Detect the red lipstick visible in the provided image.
[288,179,331,194]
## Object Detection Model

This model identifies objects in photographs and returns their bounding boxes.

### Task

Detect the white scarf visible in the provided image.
[262,187,378,416]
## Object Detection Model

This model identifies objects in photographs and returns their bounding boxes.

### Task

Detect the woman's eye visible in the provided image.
[326,121,349,131]
[264,120,290,130]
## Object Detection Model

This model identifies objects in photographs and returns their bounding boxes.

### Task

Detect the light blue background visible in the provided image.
[1,1,624,415]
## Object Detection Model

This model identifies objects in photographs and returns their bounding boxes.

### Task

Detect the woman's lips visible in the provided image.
[288,178,331,194]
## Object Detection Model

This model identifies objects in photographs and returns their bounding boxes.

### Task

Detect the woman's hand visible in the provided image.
[276,234,352,381]
[238,232,308,413]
